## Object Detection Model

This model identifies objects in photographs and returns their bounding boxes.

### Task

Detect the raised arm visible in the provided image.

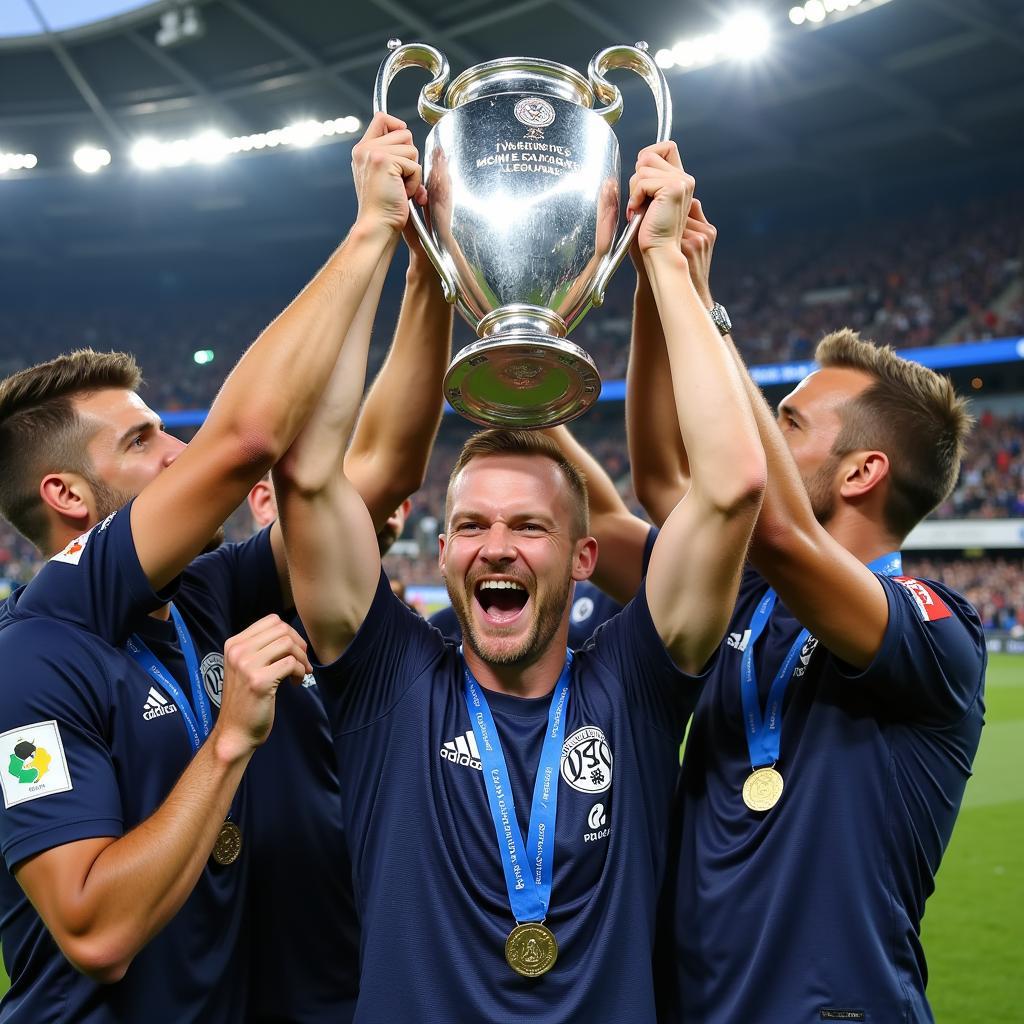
[131,113,423,591]
[543,425,651,604]
[631,145,766,674]
[724,342,891,668]
[626,200,718,526]
[344,226,454,532]
[271,133,413,663]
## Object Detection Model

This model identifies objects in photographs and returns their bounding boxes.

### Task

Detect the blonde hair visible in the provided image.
[445,429,590,539]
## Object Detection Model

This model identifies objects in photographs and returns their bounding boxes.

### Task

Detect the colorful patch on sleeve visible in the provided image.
[0,721,73,808]
[894,577,953,623]
[49,528,94,566]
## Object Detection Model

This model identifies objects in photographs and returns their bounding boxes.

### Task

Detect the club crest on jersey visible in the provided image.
[894,577,953,622]
[200,653,225,707]
[0,721,73,808]
[792,636,819,678]
[560,726,613,794]
[571,597,595,624]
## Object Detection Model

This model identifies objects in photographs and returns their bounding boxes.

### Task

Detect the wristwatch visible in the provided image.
[708,302,732,337]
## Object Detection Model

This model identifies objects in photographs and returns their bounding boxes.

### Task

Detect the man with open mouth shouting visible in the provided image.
[274,141,767,1023]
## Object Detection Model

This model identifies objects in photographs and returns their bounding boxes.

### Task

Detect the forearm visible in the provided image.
[626,273,690,527]
[345,258,454,526]
[276,235,399,495]
[643,249,764,511]
[36,737,249,981]
[203,221,396,465]
[722,334,821,554]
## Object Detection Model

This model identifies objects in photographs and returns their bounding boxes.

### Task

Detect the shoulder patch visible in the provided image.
[49,528,95,566]
[0,720,73,808]
[894,577,953,623]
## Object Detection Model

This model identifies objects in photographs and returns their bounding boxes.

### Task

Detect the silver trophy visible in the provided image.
[374,39,672,428]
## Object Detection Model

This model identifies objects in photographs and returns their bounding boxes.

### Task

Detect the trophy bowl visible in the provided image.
[375,40,672,428]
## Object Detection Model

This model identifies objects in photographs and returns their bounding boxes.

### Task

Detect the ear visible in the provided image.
[399,498,413,518]
[39,473,91,526]
[437,533,447,576]
[247,479,277,528]
[839,450,890,500]
[572,536,599,582]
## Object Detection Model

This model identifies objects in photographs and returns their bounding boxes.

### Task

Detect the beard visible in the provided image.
[86,472,225,554]
[446,562,573,669]
[802,452,842,527]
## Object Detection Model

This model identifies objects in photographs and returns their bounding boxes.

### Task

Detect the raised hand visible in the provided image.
[351,112,427,237]
[626,141,695,256]
[681,198,717,308]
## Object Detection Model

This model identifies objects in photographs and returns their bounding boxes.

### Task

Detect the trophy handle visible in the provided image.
[587,42,673,307]
[373,40,459,304]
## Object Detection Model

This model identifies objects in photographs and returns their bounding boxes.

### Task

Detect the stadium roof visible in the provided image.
[1,0,1021,186]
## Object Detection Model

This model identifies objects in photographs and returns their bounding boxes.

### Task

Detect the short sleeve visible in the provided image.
[0,621,123,869]
[16,502,177,646]
[183,526,285,634]
[582,581,710,737]
[835,575,985,725]
[312,571,448,733]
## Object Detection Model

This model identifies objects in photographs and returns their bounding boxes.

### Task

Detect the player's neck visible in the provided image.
[463,640,569,700]
[825,507,902,566]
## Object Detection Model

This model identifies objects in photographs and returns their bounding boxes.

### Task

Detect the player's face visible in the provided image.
[440,455,581,667]
[777,367,873,525]
[77,388,186,520]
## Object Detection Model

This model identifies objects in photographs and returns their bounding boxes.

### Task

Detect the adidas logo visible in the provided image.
[142,687,178,721]
[727,629,751,652]
[440,730,482,771]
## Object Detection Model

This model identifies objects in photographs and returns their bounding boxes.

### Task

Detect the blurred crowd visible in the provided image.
[1,189,1021,409]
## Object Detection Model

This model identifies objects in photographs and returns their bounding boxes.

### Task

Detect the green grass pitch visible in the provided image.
[0,654,1019,1013]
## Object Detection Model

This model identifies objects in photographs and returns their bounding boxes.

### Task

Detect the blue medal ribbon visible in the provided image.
[740,552,902,770]
[125,605,213,753]
[462,651,572,925]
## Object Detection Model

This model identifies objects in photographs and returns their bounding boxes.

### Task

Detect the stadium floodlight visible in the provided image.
[129,116,362,171]
[0,152,37,173]
[73,146,112,174]
[191,130,230,163]
[193,350,215,365]
[789,0,891,28]
[655,9,774,72]
[722,11,773,60]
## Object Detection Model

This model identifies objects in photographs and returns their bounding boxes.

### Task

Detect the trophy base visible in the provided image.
[444,335,601,428]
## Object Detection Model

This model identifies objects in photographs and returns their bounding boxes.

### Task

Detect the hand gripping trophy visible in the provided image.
[374,40,672,427]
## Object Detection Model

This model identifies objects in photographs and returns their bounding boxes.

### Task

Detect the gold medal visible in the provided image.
[505,922,558,977]
[211,820,243,866]
[742,766,784,812]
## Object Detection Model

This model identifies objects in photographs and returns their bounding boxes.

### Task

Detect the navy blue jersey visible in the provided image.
[314,571,703,1024]
[0,505,283,1023]
[663,567,986,1024]
[245,670,360,1023]
[429,526,659,649]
